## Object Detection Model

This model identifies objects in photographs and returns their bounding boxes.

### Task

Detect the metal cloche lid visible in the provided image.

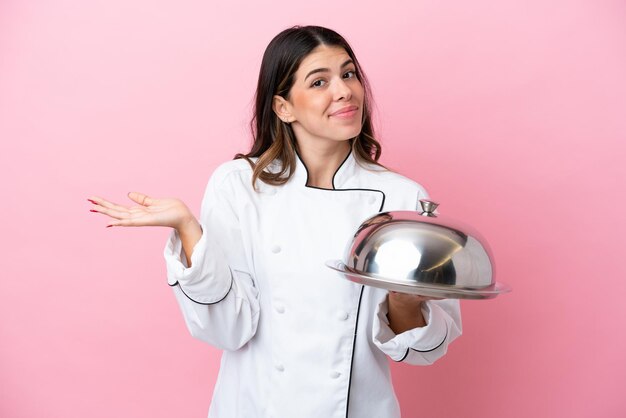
[326,200,512,299]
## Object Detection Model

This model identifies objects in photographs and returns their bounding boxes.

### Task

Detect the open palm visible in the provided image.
[88,192,194,229]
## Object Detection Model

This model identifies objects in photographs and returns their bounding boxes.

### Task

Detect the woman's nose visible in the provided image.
[332,77,352,101]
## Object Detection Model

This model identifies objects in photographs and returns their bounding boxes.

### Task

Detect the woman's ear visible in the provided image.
[272,95,295,123]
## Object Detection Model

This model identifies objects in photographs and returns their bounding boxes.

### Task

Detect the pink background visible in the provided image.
[1,0,625,417]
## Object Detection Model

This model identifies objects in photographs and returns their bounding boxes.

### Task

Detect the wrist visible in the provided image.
[388,292,424,312]
[387,293,427,333]
[176,214,200,235]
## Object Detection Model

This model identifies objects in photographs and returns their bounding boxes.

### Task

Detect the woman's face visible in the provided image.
[278,45,365,146]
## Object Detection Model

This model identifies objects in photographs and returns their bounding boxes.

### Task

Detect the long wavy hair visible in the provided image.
[235,26,384,189]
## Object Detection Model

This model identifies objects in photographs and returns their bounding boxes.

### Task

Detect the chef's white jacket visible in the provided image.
[164,151,462,418]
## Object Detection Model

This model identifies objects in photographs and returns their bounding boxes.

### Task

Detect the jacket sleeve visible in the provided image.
[372,297,462,365]
[163,166,260,351]
[371,182,462,365]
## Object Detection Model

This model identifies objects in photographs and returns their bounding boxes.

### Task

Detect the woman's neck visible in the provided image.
[297,140,351,189]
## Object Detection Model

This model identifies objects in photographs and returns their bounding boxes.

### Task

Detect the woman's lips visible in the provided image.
[329,106,359,119]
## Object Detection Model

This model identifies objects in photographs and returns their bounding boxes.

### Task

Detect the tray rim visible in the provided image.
[325,259,512,299]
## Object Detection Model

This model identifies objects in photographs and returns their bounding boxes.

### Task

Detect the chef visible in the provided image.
[89,25,462,418]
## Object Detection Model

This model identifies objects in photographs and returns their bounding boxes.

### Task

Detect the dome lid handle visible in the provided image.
[419,199,439,217]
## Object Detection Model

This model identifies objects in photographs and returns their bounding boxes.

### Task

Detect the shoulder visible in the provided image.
[200,159,257,213]
[356,162,428,197]
[209,158,255,190]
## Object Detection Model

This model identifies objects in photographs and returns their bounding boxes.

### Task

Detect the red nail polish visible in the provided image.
[90,209,98,213]
[106,225,113,228]
[87,199,97,204]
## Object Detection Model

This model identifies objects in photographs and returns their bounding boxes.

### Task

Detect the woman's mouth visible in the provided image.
[329,105,359,119]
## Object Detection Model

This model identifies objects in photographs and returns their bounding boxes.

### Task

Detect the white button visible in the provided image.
[274,304,285,314]
[275,363,285,372]
[329,371,341,379]
[337,311,349,321]
[368,195,377,205]
[271,245,281,254]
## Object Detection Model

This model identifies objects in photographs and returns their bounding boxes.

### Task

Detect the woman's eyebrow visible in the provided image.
[304,59,355,81]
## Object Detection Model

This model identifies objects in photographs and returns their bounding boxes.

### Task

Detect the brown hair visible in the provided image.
[235,26,383,189]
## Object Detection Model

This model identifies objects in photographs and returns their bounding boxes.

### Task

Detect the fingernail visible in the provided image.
[89,209,98,213]
[106,225,113,228]
[88,199,97,204]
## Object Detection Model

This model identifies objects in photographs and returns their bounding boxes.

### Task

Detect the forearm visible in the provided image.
[374,295,462,365]
[387,292,426,334]
[177,217,202,267]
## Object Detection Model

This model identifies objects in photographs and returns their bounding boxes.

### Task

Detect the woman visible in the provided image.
[89,26,462,418]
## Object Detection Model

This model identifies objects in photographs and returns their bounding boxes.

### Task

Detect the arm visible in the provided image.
[371,183,462,365]
[164,166,260,351]
[177,217,202,267]
[88,166,260,351]
[373,295,462,365]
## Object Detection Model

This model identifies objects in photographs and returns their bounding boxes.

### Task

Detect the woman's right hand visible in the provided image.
[88,192,197,231]
[89,192,202,265]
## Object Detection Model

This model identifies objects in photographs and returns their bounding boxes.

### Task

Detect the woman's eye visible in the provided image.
[311,79,326,88]
[343,70,356,79]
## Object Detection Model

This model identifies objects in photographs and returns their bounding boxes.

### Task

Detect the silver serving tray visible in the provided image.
[326,260,511,300]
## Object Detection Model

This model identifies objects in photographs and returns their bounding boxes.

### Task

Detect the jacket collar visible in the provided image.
[293,149,357,190]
